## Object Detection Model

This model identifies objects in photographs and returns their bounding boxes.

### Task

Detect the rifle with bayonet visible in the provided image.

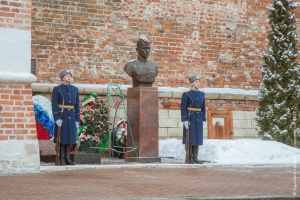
[185,126,190,164]
[55,110,63,166]
[55,125,61,166]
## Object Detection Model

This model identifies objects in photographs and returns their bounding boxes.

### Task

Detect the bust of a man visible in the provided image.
[124,35,158,87]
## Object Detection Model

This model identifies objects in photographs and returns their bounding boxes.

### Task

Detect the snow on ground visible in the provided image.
[159,138,300,164]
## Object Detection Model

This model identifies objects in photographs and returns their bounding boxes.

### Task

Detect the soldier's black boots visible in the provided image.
[193,146,203,164]
[60,144,66,166]
[65,145,75,165]
[189,145,195,164]
[59,144,75,165]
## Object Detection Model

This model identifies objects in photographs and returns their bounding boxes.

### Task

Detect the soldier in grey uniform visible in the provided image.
[52,69,80,165]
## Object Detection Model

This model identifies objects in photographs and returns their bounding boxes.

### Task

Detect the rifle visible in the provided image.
[55,100,65,166]
[75,130,81,151]
[55,112,63,166]
[185,128,190,164]
[55,125,61,166]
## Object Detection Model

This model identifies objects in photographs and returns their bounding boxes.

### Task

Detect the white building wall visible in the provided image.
[0,28,36,83]
[0,27,39,174]
[232,111,259,139]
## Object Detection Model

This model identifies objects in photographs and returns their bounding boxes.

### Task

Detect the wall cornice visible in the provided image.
[0,72,37,84]
[31,83,258,101]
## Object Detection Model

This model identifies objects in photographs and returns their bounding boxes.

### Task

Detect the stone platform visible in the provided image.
[1,162,299,200]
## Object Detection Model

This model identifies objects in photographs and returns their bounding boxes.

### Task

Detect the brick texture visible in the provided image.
[0,0,31,30]
[0,84,37,140]
[2,0,296,142]
[31,0,292,90]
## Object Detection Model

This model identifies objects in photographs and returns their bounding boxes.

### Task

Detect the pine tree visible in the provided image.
[256,0,300,148]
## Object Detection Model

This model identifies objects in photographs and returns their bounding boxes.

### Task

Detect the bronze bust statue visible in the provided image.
[124,36,158,87]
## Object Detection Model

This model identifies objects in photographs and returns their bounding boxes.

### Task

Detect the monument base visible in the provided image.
[40,155,56,163]
[125,157,161,163]
[39,140,56,163]
[70,153,101,165]
[126,87,159,161]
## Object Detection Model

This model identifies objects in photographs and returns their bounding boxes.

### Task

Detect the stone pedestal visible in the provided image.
[39,140,56,163]
[125,87,161,163]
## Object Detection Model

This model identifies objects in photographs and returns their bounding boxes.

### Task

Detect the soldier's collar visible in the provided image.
[62,81,70,86]
[190,86,198,91]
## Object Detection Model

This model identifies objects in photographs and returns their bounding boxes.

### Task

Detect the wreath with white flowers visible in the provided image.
[112,118,127,159]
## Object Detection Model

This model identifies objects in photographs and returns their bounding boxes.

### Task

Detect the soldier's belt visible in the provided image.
[58,104,74,109]
[187,107,201,111]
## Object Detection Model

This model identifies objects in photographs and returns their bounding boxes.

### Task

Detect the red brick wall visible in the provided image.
[0,0,37,141]
[160,97,258,111]
[206,99,258,111]
[31,0,278,89]
[30,0,300,123]
[0,0,31,30]
[0,84,37,140]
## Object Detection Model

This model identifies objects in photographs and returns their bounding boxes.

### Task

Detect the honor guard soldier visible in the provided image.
[52,69,80,165]
[181,75,206,164]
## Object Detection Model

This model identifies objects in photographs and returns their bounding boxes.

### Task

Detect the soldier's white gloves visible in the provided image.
[76,122,79,129]
[183,121,189,129]
[56,119,62,127]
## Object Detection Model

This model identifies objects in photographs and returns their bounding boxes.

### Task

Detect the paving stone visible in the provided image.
[0,161,299,200]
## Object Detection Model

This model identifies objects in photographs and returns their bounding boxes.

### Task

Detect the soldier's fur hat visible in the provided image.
[59,69,72,80]
[189,75,200,83]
